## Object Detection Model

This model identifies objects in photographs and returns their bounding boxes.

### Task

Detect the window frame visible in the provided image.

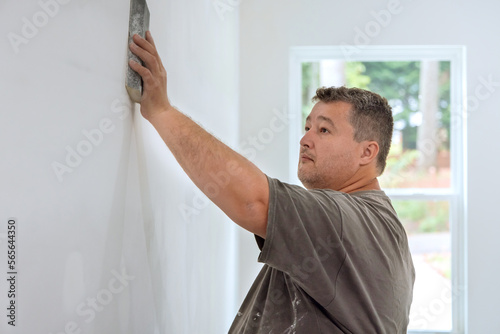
[288,45,467,334]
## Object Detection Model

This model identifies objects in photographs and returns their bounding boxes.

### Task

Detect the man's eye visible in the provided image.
[320,128,329,133]
[304,126,310,132]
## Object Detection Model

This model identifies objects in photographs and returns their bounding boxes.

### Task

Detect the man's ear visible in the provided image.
[359,141,379,166]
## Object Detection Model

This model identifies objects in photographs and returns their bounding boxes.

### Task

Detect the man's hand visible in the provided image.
[128,31,171,121]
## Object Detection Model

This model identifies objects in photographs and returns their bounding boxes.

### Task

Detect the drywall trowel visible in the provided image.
[126,0,150,103]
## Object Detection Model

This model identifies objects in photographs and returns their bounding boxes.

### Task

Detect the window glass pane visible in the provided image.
[392,200,452,331]
[301,61,451,189]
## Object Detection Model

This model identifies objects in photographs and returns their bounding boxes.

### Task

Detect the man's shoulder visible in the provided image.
[348,189,393,206]
[267,176,395,214]
[310,187,393,211]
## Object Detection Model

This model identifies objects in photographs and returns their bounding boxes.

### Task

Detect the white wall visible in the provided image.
[0,0,239,333]
[238,0,500,333]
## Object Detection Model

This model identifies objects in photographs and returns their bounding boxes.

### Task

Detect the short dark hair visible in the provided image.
[312,86,394,174]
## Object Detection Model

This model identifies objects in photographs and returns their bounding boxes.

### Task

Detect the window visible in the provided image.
[289,46,466,333]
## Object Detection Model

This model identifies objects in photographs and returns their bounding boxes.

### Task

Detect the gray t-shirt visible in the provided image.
[229,177,415,333]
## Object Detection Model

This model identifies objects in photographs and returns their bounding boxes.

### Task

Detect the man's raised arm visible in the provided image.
[128,31,269,238]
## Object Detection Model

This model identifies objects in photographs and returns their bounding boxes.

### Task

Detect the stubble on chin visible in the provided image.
[298,164,322,189]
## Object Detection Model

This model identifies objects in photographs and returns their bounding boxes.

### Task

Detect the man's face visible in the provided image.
[298,101,362,190]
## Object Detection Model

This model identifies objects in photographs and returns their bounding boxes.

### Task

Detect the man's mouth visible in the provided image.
[300,153,314,162]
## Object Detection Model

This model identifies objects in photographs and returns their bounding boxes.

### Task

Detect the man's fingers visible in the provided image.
[133,32,165,67]
[132,33,157,57]
[129,42,160,73]
[144,31,164,67]
[129,59,153,84]
[146,31,156,48]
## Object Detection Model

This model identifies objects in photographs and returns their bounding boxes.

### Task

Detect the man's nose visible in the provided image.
[300,130,314,149]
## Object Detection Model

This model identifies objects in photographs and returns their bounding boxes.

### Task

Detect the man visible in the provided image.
[129,31,415,333]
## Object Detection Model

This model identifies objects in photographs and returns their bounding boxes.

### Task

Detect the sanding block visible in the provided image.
[126,0,150,103]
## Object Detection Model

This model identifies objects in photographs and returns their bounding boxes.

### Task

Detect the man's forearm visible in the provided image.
[148,106,269,238]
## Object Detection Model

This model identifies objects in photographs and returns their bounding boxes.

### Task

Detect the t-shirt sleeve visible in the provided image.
[255,176,347,307]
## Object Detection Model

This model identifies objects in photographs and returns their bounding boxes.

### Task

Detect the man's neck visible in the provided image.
[340,177,381,194]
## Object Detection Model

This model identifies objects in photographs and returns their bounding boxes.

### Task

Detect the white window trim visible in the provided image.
[288,45,467,334]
